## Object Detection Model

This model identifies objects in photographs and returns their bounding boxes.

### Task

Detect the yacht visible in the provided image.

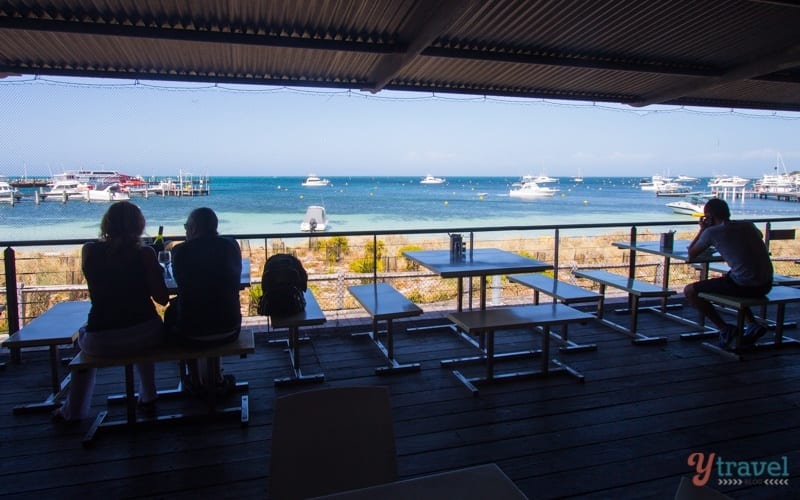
[301,174,330,187]
[655,183,700,197]
[639,175,672,191]
[84,183,131,202]
[521,174,557,184]
[707,175,749,189]
[0,178,23,203]
[420,174,446,185]
[665,195,708,216]
[509,181,558,198]
[40,179,89,200]
[300,205,328,232]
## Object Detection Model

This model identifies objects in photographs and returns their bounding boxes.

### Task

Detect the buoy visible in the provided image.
[583,200,588,205]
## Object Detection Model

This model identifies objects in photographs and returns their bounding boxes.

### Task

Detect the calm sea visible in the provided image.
[2,176,799,241]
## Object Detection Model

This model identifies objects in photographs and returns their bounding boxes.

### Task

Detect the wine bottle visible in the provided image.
[152,225,165,251]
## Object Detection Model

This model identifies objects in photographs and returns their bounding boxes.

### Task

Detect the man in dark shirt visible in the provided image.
[684,198,773,347]
[168,207,241,387]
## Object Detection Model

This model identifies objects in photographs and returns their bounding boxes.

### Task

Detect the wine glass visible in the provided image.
[158,250,172,280]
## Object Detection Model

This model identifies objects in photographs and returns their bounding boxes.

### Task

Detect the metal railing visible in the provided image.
[3,216,800,334]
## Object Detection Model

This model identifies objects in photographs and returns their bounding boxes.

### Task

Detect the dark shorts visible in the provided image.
[693,274,771,298]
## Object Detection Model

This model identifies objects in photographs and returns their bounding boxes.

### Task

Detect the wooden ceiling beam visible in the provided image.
[362,0,482,93]
[631,42,800,107]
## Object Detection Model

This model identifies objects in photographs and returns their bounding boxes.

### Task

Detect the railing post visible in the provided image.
[4,247,21,362]
[372,234,378,284]
[627,226,638,312]
[4,247,19,335]
[553,228,560,280]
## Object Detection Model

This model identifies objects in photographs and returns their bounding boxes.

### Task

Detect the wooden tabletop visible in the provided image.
[2,301,90,348]
[348,283,422,320]
[165,257,251,291]
[270,289,327,328]
[448,303,593,333]
[403,248,552,278]
[613,240,721,263]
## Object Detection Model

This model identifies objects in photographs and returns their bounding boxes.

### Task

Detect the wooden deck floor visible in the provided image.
[2,298,799,499]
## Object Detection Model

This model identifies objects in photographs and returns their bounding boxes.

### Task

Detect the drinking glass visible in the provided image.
[158,250,172,279]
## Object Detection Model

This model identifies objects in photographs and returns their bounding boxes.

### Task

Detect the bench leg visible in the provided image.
[274,326,325,386]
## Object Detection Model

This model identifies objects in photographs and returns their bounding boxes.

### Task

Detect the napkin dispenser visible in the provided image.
[660,231,675,251]
[449,233,466,261]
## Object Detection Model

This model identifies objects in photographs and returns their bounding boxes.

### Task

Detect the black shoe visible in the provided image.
[742,323,768,346]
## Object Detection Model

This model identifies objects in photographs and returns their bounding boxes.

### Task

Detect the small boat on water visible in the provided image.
[0,177,23,203]
[85,183,131,202]
[655,183,701,197]
[666,195,709,216]
[302,174,330,187]
[40,179,89,200]
[420,174,446,184]
[300,205,328,232]
[509,181,558,198]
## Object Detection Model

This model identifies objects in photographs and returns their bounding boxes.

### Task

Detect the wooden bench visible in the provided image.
[69,329,255,446]
[572,269,676,345]
[445,304,592,396]
[2,301,90,414]
[706,262,800,287]
[698,286,800,360]
[508,273,600,352]
[348,283,423,375]
[269,289,327,386]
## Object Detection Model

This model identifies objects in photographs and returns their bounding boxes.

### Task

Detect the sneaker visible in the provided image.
[719,325,737,348]
[743,323,768,346]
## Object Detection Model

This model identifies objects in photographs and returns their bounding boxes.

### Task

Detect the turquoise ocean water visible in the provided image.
[2,176,799,242]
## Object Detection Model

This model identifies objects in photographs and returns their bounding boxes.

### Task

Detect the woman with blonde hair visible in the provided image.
[54,201,169,422]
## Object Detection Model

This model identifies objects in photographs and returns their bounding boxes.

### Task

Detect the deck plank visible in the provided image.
[1,297,799,498]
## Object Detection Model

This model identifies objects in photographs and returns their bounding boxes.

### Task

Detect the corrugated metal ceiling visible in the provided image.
[1,0,800,111]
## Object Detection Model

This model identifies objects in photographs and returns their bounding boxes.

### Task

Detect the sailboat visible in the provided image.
[572,169,584,182]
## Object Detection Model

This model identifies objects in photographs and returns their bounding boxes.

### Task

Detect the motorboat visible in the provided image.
[676,175,698,182]
[84,183,131,202]
[655,183,701,197]
[420,174,446,184]
[300,205,328,231]
[639,175,672,191]
[302,174,330,187]
[520,174,557,184]
[0,177,23,203]
[40,179,89,200]
[665,195,708,216]
[707,175,749,189]
[509,181,558,198]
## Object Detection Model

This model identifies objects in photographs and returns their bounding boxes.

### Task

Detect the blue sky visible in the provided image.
[1,76,798,178]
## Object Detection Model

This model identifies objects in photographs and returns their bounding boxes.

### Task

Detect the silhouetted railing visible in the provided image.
[3,216,800,334]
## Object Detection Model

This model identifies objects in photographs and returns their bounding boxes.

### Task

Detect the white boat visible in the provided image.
[639,175,672,191]
[666,195,708,216]
[84,183,131,202]
[302,174,330,187]
[40,179,89,200]
[0,177,23,203]
[420,174,446,184]
[572,170,584,182]
[676,175,698,182]
[708,175,749,188]
[300,205,328,231]
[521,174,557,184]
[509,181,558,198]
[655,183,701,197]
